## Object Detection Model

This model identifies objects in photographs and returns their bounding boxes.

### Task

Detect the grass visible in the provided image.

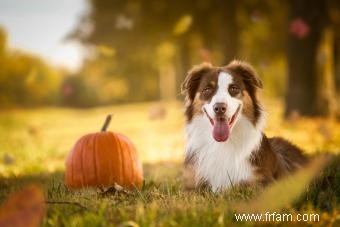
[0,99,340,226]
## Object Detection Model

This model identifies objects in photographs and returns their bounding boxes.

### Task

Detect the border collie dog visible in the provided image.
[181,60,308,192]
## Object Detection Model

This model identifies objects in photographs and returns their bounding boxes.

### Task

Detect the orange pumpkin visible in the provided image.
[65,115,143,190]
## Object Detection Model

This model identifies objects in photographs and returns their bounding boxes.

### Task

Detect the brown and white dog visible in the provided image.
[181,60,308,192]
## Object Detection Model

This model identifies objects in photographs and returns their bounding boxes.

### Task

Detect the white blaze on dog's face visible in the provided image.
[202,72,242,142]
[182,61,263,143]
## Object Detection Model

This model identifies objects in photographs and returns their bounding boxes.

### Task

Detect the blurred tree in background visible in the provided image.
[0,27,61,108]
[1,0,340,118]
[69,0,289,102]
[286,0,340,117]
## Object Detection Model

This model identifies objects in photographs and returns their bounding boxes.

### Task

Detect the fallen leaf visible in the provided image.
[0,185,45,227]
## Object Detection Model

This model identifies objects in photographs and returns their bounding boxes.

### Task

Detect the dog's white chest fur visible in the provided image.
[185,114,264,192]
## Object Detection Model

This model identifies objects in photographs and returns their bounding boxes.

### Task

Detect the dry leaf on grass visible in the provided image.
[0,185,45,227]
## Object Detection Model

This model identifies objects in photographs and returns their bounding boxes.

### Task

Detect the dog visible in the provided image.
[181,60,308,192]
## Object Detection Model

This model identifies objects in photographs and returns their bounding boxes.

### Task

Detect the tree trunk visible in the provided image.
[219,0,238,65]
[333,12,340,118]
[285,0,328,117]
[316,28,337,117]
[157,42,176,101]
[335,32,340,118]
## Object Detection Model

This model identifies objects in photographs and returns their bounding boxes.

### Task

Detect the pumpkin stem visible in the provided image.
[101,114,112,132]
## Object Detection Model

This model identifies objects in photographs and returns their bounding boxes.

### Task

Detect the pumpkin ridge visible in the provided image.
[104,132,115,186]
[72,138,85,187]
[79,136,87,186]
[115,133,125,186]
[93,133,99,186]
[108,133,119,185]
[97,132,111,186]
[87,132,97,186]
[122,135,133,188]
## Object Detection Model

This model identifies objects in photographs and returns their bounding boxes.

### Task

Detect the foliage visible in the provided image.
[1,1,339,107]
[0,27,62,108]
[67,0,291,104]
[60,75,98,107]
[71,52,159,105]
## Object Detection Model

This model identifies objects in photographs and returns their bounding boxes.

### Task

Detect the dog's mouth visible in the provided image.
[203,105,241,142]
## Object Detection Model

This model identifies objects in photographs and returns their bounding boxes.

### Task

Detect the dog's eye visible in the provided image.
[228,85,240,96]
[203,87,212,94]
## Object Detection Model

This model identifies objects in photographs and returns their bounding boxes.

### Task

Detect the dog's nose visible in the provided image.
[213,103,227,114]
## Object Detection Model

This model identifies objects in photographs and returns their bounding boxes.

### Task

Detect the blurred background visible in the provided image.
[0,0,339,115]
[0,0,340,175]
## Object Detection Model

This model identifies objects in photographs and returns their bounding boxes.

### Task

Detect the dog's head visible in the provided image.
[181,60,263,142]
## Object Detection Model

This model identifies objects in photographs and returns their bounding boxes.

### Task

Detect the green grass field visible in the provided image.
[0,100,339,226]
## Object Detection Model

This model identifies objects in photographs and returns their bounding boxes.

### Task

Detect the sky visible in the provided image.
[0,0,89,72]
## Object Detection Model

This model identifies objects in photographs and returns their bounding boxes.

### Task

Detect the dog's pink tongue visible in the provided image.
[213,121,230,142]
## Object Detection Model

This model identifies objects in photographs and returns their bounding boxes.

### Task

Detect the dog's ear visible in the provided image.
[226,60,263,89]
[181,62,212,102]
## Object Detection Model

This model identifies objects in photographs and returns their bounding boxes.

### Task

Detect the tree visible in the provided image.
[330,0,340,117]
[69,0,241,101]
[285,0,338,117]
[0,27,6,56]
[0,27,61,107]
